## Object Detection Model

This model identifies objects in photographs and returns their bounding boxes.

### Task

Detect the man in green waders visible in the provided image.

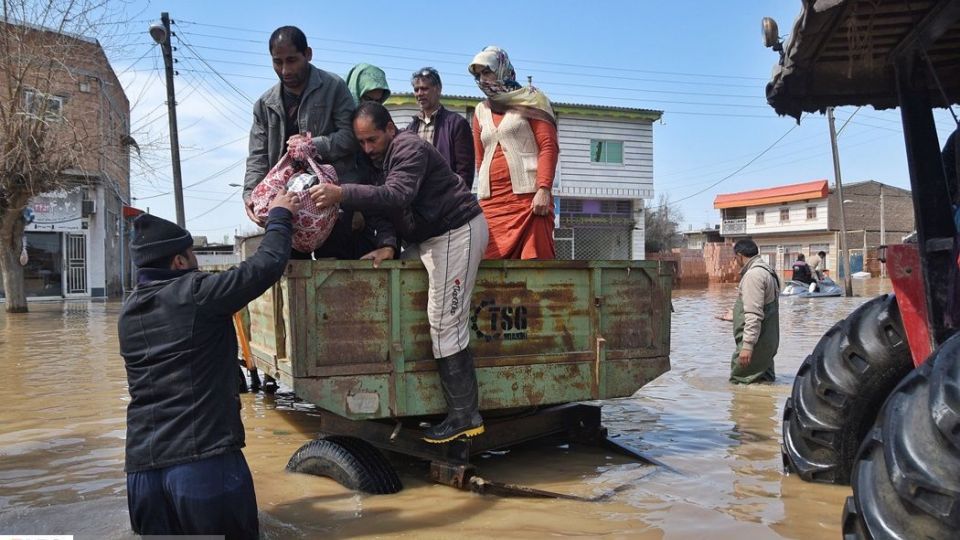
[730,239,780,383]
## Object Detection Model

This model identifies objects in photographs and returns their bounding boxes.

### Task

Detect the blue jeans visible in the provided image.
[127,450,259,539]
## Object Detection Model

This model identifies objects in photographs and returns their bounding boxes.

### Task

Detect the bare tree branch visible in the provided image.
[0,0,137,311]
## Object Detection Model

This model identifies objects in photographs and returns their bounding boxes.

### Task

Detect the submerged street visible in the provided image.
[0,280,891,539]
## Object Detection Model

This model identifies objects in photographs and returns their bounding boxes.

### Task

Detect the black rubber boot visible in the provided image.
[423,348,484,444]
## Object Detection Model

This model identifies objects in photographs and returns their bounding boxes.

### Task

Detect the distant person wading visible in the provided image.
[729,239,780,384]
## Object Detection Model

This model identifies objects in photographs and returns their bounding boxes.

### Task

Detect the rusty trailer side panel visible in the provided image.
[247,259,671,420]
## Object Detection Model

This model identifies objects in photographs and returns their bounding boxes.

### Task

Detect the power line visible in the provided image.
[135,158,245,200]
[172,53,764,101]
[120,65,780,119]
[186,41,765,90]
[115,43,158,77]
[661,123,886,185]
[176,70,251,131]
[835,106,862,136]
[159,66,768,110]
[173,24,254,105]
[670,120,802,204]
[182,136,247,162]
[188,188,242,222]
[176,19,767,83]
[671,131,899,192]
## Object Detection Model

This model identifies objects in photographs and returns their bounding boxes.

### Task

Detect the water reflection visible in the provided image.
[0,280,892,538]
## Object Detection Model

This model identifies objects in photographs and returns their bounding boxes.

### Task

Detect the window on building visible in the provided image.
[560,199,583,213]
[600,200,633,214]
[755,210,765,225]
[24,90,64,121]
[780,208,790,222]
[590,140,624,164]
[807,206,817,220]
[759,245,778,270]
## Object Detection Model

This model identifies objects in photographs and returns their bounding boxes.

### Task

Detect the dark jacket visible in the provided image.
[791,260,814,284]
[243,65,358,201]
[118,208,293,473]
[342,130,482,246]
[406,106,475,190]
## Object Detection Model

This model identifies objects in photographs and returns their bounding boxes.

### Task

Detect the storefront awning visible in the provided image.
[122,205,144,218]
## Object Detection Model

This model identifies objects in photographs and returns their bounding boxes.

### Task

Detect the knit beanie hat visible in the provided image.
[130,213,193,267]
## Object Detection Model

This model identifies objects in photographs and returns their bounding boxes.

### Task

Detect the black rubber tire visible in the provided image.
[842,334,960,539]
[782,294,913,484]
[286,435,403,494]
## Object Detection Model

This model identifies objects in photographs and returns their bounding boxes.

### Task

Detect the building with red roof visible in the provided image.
[714,179,913,276]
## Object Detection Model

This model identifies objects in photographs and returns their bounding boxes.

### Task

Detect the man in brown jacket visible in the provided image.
[309,102,489,443]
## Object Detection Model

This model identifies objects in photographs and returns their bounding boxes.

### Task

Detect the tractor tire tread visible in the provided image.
[782,294,912,485]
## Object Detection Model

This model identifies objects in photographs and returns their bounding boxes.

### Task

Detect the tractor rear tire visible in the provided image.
[286,435,403,494]
[842,333,960,539]
[782,294,912,484]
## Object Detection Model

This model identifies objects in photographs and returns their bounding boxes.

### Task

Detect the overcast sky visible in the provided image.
[109,1,959,242]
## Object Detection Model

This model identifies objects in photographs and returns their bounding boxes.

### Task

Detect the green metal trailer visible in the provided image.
[240,258,672,494]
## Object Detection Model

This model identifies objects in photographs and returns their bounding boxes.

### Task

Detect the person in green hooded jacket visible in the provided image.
[729,239,780,384]
[339,63,393,250]
[345,63,391,104]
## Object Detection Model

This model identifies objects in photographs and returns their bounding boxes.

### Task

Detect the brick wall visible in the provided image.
[646,249,709,285]
[705,241,740,283]
[646,243,739,285]
[828,181,914,239]
[1,22,130,195]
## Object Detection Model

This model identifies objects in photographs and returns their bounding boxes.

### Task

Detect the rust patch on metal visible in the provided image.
[314,277,390,367]
[559,363,590,394]
[522,383,545,405]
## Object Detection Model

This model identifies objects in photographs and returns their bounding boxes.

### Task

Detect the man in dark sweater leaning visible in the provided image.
[309,102,489,444]
[118,190,299,538]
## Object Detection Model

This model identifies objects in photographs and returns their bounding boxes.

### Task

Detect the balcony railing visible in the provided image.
[722,218,747,235]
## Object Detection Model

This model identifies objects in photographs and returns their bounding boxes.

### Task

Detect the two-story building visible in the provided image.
[1,25,131,300]
[681,226,722,250]
[386,94,661,260]
[715,179,913,276]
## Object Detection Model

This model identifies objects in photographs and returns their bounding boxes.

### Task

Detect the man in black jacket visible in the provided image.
[791,253,814,285]
[310,102,489,444]
[118,190,298,538]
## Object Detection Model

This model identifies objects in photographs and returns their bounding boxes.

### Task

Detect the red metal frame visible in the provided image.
[886,244,934,367]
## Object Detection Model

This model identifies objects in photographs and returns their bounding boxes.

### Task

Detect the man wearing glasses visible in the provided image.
[407,67,476,190]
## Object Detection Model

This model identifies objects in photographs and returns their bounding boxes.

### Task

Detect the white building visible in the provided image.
[386,94,661,260]
[22,181,128,298]
[715,179,914,276]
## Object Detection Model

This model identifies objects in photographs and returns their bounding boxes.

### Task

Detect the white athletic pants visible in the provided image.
[403,213,489,358]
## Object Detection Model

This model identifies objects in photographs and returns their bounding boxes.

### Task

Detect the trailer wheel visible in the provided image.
[782,294,912,484]
[286,435,402,494]
[842,334,960,539]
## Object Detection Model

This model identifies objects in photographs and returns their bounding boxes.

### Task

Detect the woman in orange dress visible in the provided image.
[469,46,559,260]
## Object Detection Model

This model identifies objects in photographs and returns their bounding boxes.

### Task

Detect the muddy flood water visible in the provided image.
[0,279,893,539]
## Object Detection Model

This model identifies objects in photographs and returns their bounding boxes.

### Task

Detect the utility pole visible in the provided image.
[150,12,185,227]
[827,107,854,296]
[880,185,886,278]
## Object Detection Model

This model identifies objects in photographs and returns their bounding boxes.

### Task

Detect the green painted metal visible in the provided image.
[245,259,672,420]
